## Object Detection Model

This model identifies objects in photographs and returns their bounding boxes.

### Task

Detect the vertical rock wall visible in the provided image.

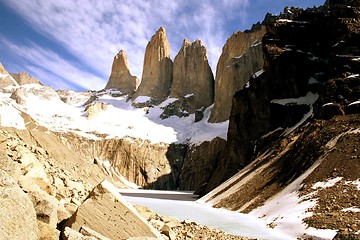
[132,27,173,103]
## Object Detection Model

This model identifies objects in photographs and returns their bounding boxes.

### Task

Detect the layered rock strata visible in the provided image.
[104,50,139,95]
[208,24,266,123]
[64,180,160,239]
[132,27,173,103]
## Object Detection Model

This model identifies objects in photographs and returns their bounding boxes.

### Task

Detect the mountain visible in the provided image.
[199,1,360,239]
[131,27,173,104]
[104,50,139,96]
[0,1,359,239]
[163,39,214,118]
[10,72,42,85]
[208,24,266,123]
[0,62,18,88]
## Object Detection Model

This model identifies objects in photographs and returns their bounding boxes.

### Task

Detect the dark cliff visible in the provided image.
[204,1,360,192]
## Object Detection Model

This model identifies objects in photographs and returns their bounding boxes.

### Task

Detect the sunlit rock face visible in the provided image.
[0,62,18,88]
[208,24,266,123]
[166,39,214,116]
[104,50,139,96]
[10,72,41,85]
[132,27,173,104]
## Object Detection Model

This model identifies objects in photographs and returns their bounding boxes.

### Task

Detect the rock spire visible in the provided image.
[132,27,173,103]
[104,50,139,95]
[169,39,214,114]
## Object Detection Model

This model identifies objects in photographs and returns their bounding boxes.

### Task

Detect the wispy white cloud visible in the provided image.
[2,0,250,90]
[0,37,105,90]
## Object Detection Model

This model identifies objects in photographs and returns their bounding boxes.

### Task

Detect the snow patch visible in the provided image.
[184,93,194,98]
[133,96,151,104]
[347,74,359,78]
[349,100,360,106]
[342,207,360,213]
[271,92,319,106]
[252,69,265,78]
[250,154,337,240]
[322,102,334,107]
[308,77,320,85]
[346,179,360,190]
[0,97,26,129]
[1,85,228,144]
[311,177,343,190]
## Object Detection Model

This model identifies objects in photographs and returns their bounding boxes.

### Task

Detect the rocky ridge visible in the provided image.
[199,1,360,238]
[10,72,42,85]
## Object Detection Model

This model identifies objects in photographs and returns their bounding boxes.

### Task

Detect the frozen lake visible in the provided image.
[120,189,293,240]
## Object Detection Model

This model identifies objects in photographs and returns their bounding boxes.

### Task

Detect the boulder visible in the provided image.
[0,170,39,240]
[85,101,108,119]
[132,27,173,104]
[37,220,60,240]
[10,87,28,105]
[208,24,266,123]
[63,227,97,240]
[64,180,160,239]
[104,50,139,95]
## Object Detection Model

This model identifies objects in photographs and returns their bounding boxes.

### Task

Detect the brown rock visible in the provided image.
[10,72,41,85]
[104,50,139,95]
[37,220,60,240]
[0,170,39,240]
[169,39,214,114]
[10,87,28,105]
[132,27,173,104]
[63,227,97,240]
[0,62,18,88]
[208,24,266,123]
[161,224,176,240]
[64,180,160,239]
[84,101,108,119]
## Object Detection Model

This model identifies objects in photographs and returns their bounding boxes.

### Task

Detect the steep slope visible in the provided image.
[200,2,360,239]
[132,27,173,104]
[104,50,139,95]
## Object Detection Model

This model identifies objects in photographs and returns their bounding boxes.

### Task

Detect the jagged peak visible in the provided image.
[115,49,127,59]
[114,49,130,69]
[182,39,191,47]
[156,26,167,36]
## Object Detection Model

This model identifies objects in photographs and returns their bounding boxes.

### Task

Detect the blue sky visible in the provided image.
[0,0,325,91]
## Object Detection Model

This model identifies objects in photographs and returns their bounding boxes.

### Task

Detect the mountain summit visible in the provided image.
[132,27,173,103]
[104,50,139,95]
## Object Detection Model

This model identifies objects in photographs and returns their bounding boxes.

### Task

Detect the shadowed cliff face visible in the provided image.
[208,24,266,123]
[132,27,173,104]
[204,1,360,192]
